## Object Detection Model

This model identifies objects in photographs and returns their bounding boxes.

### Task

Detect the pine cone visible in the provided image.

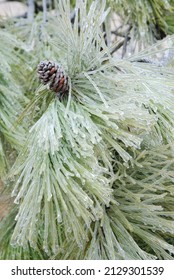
[37,61,69,98]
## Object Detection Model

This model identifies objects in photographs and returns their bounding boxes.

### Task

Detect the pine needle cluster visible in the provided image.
[0,30,27,177]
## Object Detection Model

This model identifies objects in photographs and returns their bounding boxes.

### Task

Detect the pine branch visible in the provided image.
[0,30,28,176]
[10,98,113,254]
[1,0,174,260]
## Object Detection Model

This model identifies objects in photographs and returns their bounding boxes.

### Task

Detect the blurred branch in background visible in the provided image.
[42,0,47,23]
[0,0,174,58]
[27,0,34,21]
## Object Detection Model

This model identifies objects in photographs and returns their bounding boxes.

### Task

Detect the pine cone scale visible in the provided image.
[37,61,69,98]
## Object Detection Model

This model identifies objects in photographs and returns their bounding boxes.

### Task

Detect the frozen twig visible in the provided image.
[122,25,132,58]
[27,0,34,22]
[42,0,47,24]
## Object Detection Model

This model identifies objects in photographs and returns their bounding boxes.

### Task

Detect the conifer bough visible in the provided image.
[37,61,69,98]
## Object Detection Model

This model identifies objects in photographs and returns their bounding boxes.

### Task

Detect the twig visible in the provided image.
[114,25,124,34]
[70,9,76,24]
[122,25,132,58]
[42,0,47,24]
[111,30,130,38]
[27,0,34,22]
[110,40,124,55]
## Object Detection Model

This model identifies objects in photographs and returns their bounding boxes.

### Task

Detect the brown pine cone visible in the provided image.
[37,61,69,98]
